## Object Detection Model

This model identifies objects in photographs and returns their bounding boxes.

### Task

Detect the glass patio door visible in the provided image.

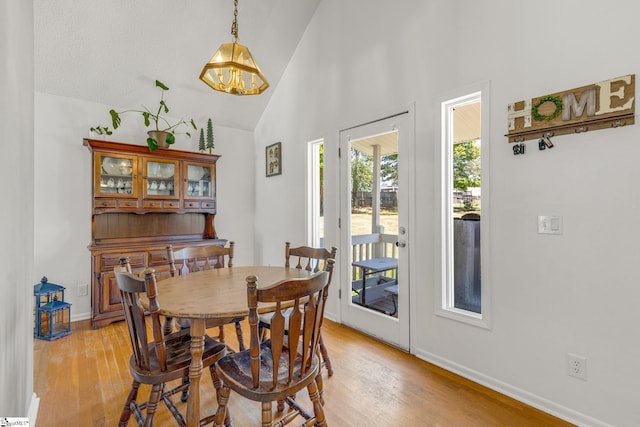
[339,111,412,350]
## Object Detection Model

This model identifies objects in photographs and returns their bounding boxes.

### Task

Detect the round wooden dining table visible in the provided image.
[150,265,316,427]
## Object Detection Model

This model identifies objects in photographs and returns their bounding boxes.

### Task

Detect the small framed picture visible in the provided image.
[266,142,282,177]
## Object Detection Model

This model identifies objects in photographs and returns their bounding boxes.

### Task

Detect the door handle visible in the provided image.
[395,240,407,248]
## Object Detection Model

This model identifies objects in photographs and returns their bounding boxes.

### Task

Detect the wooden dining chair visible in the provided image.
[168,242,235,274]
[166,242,246,352]
[114,264,228,427]
[259,242,338,377]
[212,265,334,427]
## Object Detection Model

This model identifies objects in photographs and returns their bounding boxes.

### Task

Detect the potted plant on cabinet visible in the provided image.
[93,80,197,151]
[89,125,112,137]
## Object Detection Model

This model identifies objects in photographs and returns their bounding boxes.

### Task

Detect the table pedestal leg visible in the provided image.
[360,267,367,306]
[187,318,205,427]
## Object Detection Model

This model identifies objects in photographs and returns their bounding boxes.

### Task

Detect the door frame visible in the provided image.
[337,104,416,351]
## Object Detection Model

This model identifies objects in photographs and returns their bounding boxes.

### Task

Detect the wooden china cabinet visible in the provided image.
[84,138,226,329]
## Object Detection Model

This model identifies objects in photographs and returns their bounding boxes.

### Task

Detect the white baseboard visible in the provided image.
[71,312,91,322]
[413,348,612,427]
[29,392,39,426]
[317,319,609,425]
[324,312,338,323]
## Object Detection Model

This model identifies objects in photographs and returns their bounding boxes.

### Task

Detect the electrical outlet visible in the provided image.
[567,353,587,380]
[77,283,89,297]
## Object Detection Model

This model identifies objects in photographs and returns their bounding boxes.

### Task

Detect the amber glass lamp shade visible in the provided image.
[199,42,269,95]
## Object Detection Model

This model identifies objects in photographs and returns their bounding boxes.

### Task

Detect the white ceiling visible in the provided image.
[33,0,321,131]
[351,132,398,157]
[350,101,482,157]
[453,102,481,143]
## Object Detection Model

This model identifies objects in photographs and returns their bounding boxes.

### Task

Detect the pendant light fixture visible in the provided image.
[199,0,269,95]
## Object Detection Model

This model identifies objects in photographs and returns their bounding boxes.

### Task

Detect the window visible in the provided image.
[439,82,491,328]
[308,139,324,247]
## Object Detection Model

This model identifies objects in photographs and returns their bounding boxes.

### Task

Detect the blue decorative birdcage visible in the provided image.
[34,276,72,340]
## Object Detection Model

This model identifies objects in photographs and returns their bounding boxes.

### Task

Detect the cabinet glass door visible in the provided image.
[143,158,179,199]
[184,162,215,199]
[95,153,137,198]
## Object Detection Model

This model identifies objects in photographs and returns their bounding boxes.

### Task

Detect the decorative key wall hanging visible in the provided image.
[506,74,635,150]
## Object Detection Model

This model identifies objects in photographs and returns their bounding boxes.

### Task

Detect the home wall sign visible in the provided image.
[507,74,635,143]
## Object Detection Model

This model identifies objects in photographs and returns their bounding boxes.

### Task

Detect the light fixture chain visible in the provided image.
[199,0,269,94]
[231,0,239,43]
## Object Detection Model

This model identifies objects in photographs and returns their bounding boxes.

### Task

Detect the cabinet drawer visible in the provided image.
[143,200,163,209]
[94,199,116,208]
[100,252,145,271]
[118,199,139,208]
[94,199,138,209]
[184,201,201,209]
[142,200,180,209]
[202,201,216,209]
[148,249,171,267]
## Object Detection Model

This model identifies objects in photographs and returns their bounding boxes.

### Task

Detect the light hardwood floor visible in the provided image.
[34,319,575,426]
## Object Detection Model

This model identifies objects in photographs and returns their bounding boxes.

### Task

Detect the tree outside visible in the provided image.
[380,153,398,187]
[350,148,398,235]
[351,149,373,208]
[348,141,480,219]
[453,141,481,213]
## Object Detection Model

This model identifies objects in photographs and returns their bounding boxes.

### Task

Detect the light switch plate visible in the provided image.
[538,215,562,234]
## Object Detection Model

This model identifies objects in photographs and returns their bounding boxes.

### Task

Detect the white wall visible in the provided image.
[254,0,640,426]
[34,92,255,321]
[0,0,36,420]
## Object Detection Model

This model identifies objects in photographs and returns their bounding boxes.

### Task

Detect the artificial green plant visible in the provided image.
[206,118,215,154]
[198,128,206,152]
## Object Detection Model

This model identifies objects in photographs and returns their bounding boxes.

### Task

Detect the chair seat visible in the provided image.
[258,308,294,329]
[129,329,227,385]
[216,340,320,402]
[212,270,333,427]
[115,265,231,427]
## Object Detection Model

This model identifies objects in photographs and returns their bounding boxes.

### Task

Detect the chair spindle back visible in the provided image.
[167,242,235,277]
[285,241,337,273]
[247,259,334,389]
[115,262,168,372]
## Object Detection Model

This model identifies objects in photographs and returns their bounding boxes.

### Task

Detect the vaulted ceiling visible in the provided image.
[34,0,320,131]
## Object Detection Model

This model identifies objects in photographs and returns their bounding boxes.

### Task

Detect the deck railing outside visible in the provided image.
[351,233,397,280]
[348,225,480,314]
